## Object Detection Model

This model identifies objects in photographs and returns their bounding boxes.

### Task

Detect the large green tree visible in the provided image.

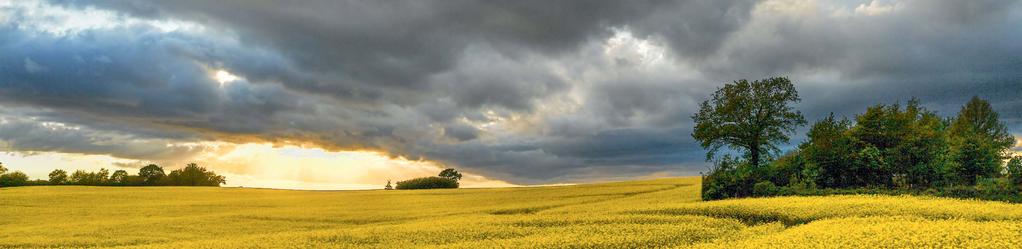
[1007,156,1022,186]
[801,113,854,188]
[139,164,166,185]
[110,170,129,185]
[48,169,68,185]
[439,168,463,181]
[69,170,90,185]
[167,163,226,186]
[804,99,954,188]
[949,96,1015,184]
[0,171,28,187]
[692,77,806,168]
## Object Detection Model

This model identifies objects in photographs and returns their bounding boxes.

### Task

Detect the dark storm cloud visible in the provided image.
[2,0,1022,183]
[417,127,706,184]
[52,0,671,101]
[701,0,1022,127]
[0,23,313,136]
[443,123,479,142]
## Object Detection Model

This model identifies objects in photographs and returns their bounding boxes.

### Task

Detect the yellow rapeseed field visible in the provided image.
[2,177,1021,248]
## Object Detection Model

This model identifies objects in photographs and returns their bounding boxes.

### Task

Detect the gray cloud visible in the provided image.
[0,109,210,160]
[1,0,1021,184]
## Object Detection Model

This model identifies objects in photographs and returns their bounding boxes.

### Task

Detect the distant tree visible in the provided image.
[898,102,954,188]
[48,169,68,185]
[70,170,91,185]
[0,171,29,187]
[166,163,226,186]
[438,168,463,181]
[1007,156,1022,186]
[110,170,129,185]
[949,96,1014,184]
[801,113,854,188]
[854,145,889,187]
[96,168,110,185]
[0,162,7,174]
[395,176,459,189]
[802,99,955,188]
[139,164,166,185]
[122,175,144,186]
[692,77,806,168]
[385,180,394,190]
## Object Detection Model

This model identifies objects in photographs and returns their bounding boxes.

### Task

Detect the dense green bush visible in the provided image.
[0,171,29,187]
[1007,156,1022,185]
[164,163,227,186]
[702,156,750,200]
[395,176,459,190]
[752,181,779,197]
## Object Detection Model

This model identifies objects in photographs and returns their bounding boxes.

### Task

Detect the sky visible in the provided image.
[1,0,1020,189]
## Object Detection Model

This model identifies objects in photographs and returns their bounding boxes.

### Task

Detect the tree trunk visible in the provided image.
[750,144,760,168]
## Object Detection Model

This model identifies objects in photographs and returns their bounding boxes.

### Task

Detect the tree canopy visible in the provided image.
[165,163,226,186]
[692,77,806,168]
[439,168,463,181]
[48,169,68,185]
[698,93,1022,202]
[949,96,1015,184]
[139,164,166,185]
[1,163,226,187]
[395,168,463,190]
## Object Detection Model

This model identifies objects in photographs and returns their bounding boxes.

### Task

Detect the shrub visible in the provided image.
[753,181,778,197]
[165,163,226,186]
[395,176,459,190]
[0,171,30,187]
[1007,156,1022,186]
[702,156,758,200]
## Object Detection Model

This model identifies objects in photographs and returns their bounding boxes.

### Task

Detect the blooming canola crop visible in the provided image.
[1,177,1020,248]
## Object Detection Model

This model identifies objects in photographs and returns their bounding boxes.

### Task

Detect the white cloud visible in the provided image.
[0,0,203,36]
[855,0,899,16]
[23,57,46,74]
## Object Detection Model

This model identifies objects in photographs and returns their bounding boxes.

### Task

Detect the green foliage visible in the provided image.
[439,168,463,181]
[765,151,806,187]
[109,170,129,185]
[702,156,759,200]
[0,162,6,174]
[96,168,110,184]
[69,168,112,185]
[2,163,225,188]
[949,96,1015,148]
[165,163,227,186]
[752,181,779,196]
[692,77,806,167]
[695,92,1019,201]
[48,169,68,185]
[395,176,459,189]
[1007,156,1022,186]
[949,96,1014,185]
[801,113,854,187]
[396,168,463,190]
[139,164,166,185]
[0,171,29,187]
[854,145,888,187]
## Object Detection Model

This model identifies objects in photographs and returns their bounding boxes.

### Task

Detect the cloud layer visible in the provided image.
[1,0,1021,184]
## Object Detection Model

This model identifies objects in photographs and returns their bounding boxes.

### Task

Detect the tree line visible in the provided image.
[695,77,1022,202]
[0,163,226,187]
[387,168,463,190]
